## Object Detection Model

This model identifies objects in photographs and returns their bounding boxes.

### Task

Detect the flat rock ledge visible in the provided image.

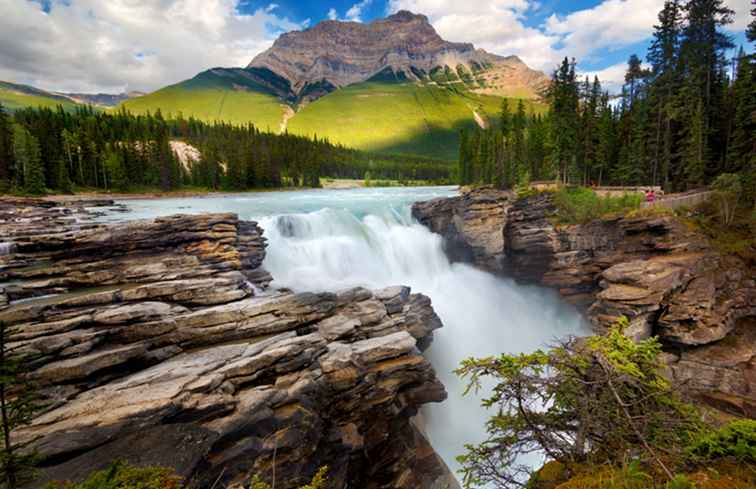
[414,189,755,417]
[0,199,452,489]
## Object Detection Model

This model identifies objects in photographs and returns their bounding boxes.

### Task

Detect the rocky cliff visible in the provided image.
[0,199,454,489]
[413,188,756,417]
[412,186,515,273]
[248,11,549,101]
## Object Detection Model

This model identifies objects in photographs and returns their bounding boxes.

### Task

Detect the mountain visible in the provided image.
[0,81,144,112]
[0,81,80,112]
[121,68,291,131]
[61,91,144,107]
[248,11,549,102]
[118,11,550,160]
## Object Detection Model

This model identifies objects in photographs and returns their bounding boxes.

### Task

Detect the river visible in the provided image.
[99,186,589,482]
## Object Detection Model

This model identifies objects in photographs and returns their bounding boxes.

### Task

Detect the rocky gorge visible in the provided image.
[413,187,755,418]
[0,198,457,489]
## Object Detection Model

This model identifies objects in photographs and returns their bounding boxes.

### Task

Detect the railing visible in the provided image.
[641,190,712,210]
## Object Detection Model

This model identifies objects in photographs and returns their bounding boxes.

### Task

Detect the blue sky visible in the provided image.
[1,0,752,93]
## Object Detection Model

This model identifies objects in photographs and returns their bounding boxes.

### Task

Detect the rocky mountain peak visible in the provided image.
[382,10,429,24]
[247,11,547,102]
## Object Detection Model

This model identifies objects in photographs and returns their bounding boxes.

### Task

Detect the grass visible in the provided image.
[4,72,546,161]
[552,186,643,224]
[120,69,287,131]
[681,200,756,263]
[0,81,80,112]
[287,80,545,161]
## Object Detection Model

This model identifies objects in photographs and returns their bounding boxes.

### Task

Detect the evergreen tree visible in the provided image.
[647,0,683,187]
[678,0,734,187]
[548,58,580,184]
[500,99,511,138]
[12,125,45,195]
[0,105,13,191]
[512,100,527,183]
[725,50,755,203]
[0,322,41,489]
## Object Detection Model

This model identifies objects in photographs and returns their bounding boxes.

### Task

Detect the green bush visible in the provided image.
[553,186,642,224]
[664,475,695,489]
[250,466,328,489]
[687,419,756,462]
[44,462,182,489]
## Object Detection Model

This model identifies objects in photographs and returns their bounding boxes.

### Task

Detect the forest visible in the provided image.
[459,0,755,204]
[0,106,453,194]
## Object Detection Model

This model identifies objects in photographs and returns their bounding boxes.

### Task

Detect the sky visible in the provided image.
[0,0,752,94]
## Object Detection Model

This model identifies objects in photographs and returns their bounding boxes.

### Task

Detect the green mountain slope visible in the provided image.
[287,80,544,161]
[120,68,289,131]
[0,81,80,112]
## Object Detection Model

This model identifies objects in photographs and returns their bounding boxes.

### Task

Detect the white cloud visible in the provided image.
[327,8,338,20]
[0,0,303,94]
[389,0,752,90]
[579,62,629,93]
[346,0,372,22]
[728,0,753,31]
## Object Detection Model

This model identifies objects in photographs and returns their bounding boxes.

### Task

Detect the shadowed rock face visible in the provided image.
[0,200,453,489]
[413,189,756,416]
[248,11,548,101]
[412,186,515,273]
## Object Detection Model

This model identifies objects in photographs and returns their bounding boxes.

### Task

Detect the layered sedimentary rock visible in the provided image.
[248,11,548,100]
[0,199,452,488]
[412,186,514,272]
[414,189,755,416]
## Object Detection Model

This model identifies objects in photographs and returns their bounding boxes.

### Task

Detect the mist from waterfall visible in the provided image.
[101,187,589,480]
[258,201,589,479]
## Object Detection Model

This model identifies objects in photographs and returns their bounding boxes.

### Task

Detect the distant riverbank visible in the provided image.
[29,178,455,202]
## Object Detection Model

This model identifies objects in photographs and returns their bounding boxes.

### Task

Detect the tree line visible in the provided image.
[0,106,453,195]
[460,0,754,204]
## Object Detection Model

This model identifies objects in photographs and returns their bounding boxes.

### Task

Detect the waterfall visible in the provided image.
[100,188,589,481]
[260,204,589,479]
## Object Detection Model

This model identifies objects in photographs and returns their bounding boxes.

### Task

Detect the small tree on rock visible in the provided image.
[455,318,702,488]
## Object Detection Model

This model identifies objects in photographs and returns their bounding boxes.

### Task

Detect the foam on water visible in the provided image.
[102,187,589,481]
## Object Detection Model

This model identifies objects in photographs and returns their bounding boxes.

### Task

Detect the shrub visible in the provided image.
[710,173,742,226]
[44,462,182,489]
[250,466,328,489]
[455,318,703,488]
[552,186,642,224]
[687,420,756,463]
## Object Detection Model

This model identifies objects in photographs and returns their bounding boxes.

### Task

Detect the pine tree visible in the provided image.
[0,104,13,191]
[725,50,755,203]
[12,125,45,195]
[647,0,682,187]
[678,0,734,187]
[500,99,511,138]
[512,100,527,183]
[0,322,41,489]
[548,57,580,184]
[458,129,472,185]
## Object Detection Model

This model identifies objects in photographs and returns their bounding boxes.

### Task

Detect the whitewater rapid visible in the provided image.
[101,187,588,480]
[259,202,588,478]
